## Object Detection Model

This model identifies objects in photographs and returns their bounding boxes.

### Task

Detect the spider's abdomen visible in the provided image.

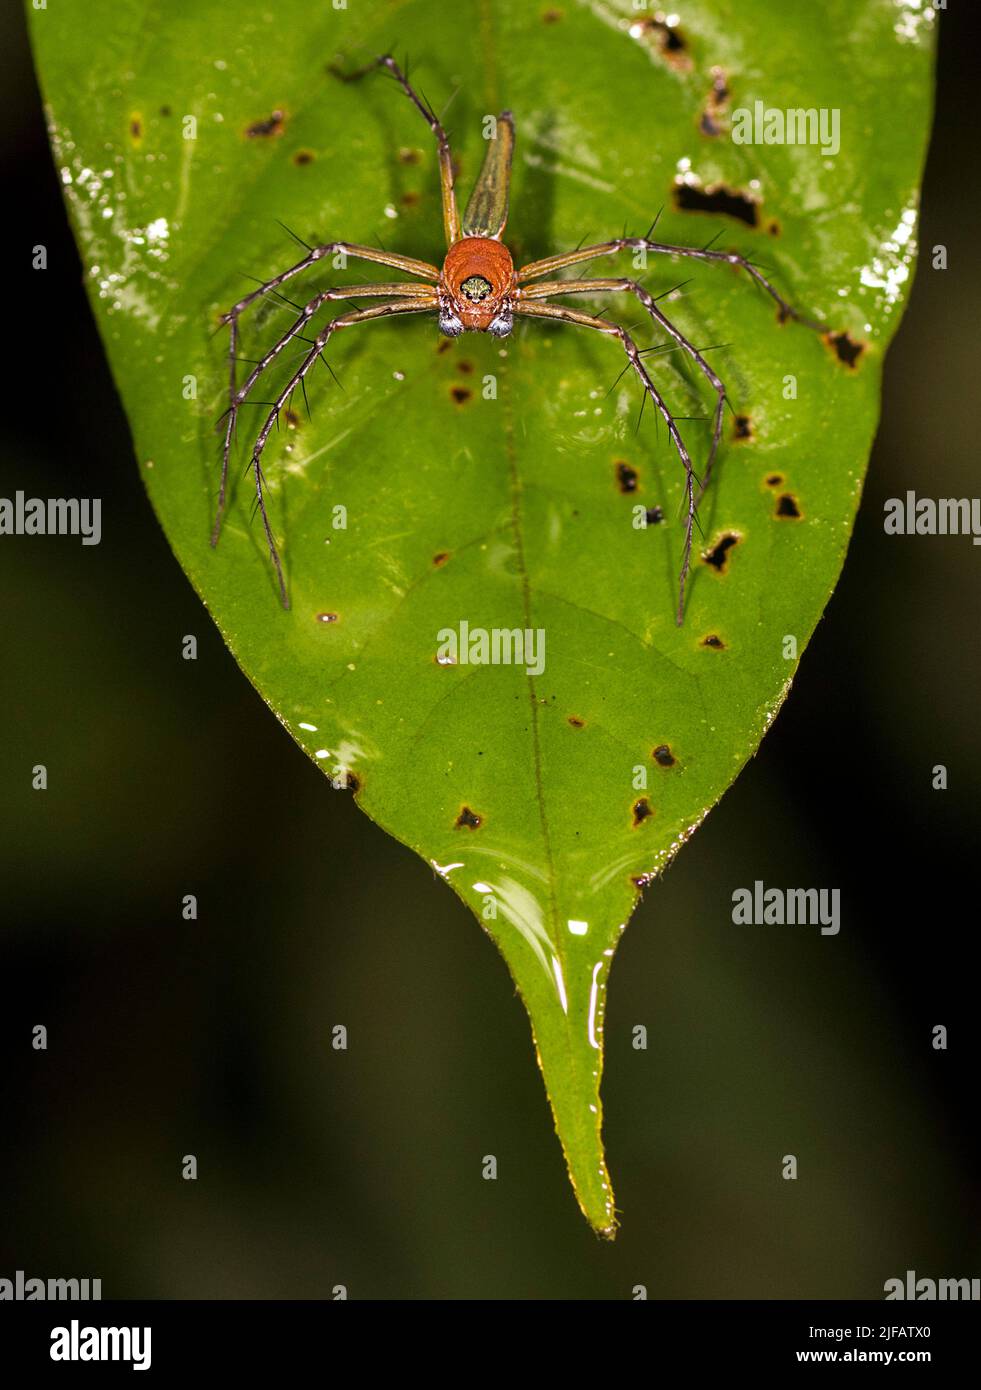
[440,236,515,332]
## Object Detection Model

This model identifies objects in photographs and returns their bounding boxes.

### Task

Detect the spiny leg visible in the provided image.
[245,296,438,607]
[332,53,461,247]
[514,300,698,625]
[520,276,729,502]
[518,236,826,332]
[216,244,439,544]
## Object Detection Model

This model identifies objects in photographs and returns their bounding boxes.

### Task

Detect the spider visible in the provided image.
[213,54,822,624]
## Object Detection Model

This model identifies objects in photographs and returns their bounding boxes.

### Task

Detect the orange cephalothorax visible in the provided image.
[438,237,516,337]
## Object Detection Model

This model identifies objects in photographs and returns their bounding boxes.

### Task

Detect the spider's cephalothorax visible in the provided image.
[439,237,516,337]
[214,53,822,624]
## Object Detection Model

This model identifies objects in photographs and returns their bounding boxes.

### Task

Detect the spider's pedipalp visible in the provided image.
[514,299,699,625]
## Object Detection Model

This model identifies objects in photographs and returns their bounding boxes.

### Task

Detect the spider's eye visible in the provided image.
[460,275,493,302]
[487,307,513,339]
[438,310,464,337]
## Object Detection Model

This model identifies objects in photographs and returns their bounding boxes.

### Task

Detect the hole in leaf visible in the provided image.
[702,531,741,571]
[825,330,866,368]
[702,634,726,649]
[652,744,676,767]
[732,414,753,440]
[673,182,758,228]
[632,798,654,827]
[645,506,664,526]
[455,806,482,830]
[776,493,802,519]
[316,612,339,624]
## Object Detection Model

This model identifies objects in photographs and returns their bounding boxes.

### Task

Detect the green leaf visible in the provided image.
[30,0,935,1235]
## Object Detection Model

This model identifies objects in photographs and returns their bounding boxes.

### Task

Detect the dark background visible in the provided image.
[1,5,978,1298]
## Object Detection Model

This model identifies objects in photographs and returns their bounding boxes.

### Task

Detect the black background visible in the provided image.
[1,2,978,1299]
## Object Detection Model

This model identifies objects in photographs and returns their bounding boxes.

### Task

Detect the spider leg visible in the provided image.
[332,53,461,247]
[214,280,436,546]
[517,236,826,331]
[244,295,438,607]
[520,277,728,503]
[514,300,698,626]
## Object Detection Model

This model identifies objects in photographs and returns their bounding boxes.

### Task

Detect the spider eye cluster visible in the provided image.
[460,274,493,302]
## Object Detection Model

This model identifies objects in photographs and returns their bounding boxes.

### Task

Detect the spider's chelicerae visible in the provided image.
[213,54,822,624]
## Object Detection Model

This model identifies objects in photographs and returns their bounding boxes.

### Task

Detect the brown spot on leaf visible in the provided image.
[432,551,449,567]
[293,149,315,166]
[733,414,753,440]
[645,506,664,526]
[129,114,143,143]
[450,385,473,405]
[457,360,475,375]
[567,715,586,729]
[246,109,286,139]
[542,6,564,20]
[400,190,420,207]
[632,798,654,827]
[631,15,691,70]
[398,146,422,165]
[766,473,783,488]
[455,805,482,830]
[652,744,676,767]
[436,339,453,355]
[615,460,639,493]
[702,634,726,649]
[159,105,172,117]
